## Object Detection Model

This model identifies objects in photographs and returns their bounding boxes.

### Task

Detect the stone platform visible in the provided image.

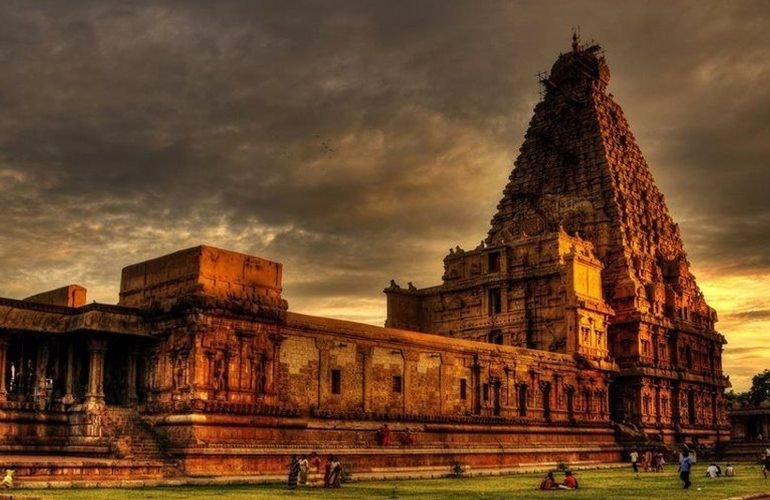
[3,455,172,487]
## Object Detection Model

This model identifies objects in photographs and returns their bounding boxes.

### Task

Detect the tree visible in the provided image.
[748,369,770,406]
[725,389,749,406]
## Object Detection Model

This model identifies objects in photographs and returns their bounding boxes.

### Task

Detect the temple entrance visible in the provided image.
[104,340,131,406]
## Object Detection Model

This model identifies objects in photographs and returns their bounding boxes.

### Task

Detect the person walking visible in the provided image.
[298,455,309,486]
[679,450,693,489]
[630,449,640,479]
[323,455,333,488]
[329,456,343,488]
[762,451,770,480]
[287,455,300,490]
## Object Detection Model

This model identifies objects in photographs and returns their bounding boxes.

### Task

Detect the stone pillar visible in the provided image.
[267,334,284,396]
[85,338,107,405]
[402,351,420,414]
[358,346,373,413]
[62,341,75,405]
[315,339,334,409]
[438,354,448,414]
[35,341,50,409]
[127,349,138,406]
[0,335,9,402]
[471,356,482,415]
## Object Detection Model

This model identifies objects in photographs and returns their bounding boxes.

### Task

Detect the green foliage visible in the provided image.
[748,369,770,406]
[30,463,770,500]
[725,389,744,403]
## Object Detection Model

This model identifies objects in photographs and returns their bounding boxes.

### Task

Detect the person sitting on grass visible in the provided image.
[1,469,13,489]
[706,463,720,478]
[558,470,579,489]
[725,464,735,477]
[538,472,558,490]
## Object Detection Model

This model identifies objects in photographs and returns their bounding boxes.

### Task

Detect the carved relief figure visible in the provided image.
[214,354,227,392]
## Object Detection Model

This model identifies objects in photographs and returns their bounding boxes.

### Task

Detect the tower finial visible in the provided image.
[571,27,580,52]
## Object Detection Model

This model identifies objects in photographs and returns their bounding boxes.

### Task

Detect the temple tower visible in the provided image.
[386,37,730,444]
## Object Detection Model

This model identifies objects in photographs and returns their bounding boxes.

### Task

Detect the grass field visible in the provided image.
[27,463,770,500]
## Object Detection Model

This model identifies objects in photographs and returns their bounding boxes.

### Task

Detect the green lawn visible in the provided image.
[29,463,770,500]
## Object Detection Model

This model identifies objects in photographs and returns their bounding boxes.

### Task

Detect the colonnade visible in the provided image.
[0,333,139,408]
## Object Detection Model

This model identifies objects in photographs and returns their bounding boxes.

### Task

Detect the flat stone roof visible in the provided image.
[0,297,151,338]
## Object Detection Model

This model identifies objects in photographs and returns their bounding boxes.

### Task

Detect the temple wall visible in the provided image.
[141,311,616,426]
[136,310,622,476]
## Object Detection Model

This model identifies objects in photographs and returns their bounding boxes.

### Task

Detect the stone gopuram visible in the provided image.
[0,38,729,485]
[387,35,730,445]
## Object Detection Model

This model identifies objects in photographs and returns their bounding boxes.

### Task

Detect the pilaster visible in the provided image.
[0,334,9,403]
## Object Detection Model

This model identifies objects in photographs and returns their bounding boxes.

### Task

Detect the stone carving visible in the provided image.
[213,354,228,393]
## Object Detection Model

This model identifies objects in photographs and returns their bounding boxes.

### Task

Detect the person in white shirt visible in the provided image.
[630,449,639,479]
[706,463,719,478]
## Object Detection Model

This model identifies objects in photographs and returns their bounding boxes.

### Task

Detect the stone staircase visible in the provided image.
[103,406,182,477]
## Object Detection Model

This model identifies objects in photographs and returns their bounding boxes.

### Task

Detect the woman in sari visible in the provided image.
[329,456,343,488]
[298,455,309,486]
[287,455,300,489]
[323,454,333,488]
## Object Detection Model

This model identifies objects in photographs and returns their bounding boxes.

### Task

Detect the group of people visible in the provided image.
[537,470,579,490]
[705,463,735,478]
[629,448,666,478]
[376,423,414,446]
[287,453,343,489]
[284,442,770,491]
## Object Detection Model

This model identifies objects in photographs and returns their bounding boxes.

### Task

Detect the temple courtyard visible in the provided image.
[17,463,770,499]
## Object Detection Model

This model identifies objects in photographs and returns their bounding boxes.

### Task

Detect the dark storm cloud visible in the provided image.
[0,0,768,323]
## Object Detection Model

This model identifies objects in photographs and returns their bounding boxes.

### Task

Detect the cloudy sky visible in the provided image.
[0,1,767,391]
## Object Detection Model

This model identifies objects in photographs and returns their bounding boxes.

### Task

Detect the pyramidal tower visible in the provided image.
[386,36,730,443]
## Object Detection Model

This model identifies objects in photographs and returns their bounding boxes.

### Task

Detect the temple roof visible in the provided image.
[0,297,151,338]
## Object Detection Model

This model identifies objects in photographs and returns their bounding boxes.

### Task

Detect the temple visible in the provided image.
[387,35,730,445]
[0,38,730,484]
